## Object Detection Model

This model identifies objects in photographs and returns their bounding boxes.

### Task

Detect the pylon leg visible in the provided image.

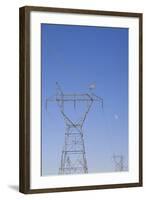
[59,124,88,174]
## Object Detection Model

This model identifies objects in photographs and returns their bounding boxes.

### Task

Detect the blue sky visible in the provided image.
[41,23,128,176]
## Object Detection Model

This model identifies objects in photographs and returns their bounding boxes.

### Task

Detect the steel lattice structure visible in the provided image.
[113,155,124,171]
[47,82,103,175]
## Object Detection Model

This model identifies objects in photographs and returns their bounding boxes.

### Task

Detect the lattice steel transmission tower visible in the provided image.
[47,82,103,175]
[113,155,124,171]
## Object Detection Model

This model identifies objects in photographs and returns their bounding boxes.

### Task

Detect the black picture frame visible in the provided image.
[19,6,143,194]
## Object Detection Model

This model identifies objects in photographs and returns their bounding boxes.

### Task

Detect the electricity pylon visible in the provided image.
[113,154,124,171]
[46,82,103,175]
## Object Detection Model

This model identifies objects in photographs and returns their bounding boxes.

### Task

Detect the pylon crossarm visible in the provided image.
[46,92,103,111]
[91,93,103,108]
[55,93,99,101]
[45,96,56,111]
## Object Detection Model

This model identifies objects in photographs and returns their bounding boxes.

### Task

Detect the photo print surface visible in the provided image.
[41,24,128,176]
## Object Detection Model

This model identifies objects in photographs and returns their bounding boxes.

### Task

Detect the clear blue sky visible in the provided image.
[41,23,128,176]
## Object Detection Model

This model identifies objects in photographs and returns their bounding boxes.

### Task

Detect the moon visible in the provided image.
[114,114,119,120]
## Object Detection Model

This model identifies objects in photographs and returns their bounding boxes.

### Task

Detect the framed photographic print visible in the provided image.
[19,6,143,194]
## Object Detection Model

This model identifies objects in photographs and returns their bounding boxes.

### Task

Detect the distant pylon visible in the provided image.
[113,154,124,171]
[47,82,103,175]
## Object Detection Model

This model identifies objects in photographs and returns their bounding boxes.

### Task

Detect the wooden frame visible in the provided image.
[19,6,143,194]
